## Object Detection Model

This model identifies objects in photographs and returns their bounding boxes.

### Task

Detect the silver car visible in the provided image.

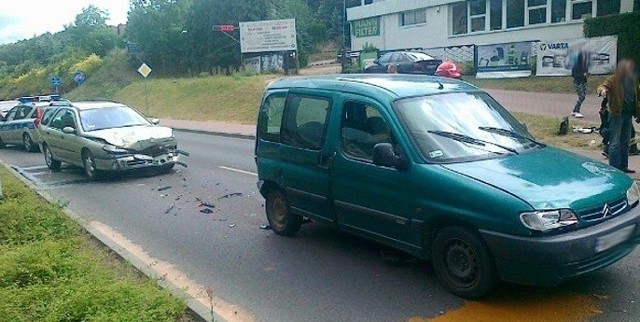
[38,101,186,180]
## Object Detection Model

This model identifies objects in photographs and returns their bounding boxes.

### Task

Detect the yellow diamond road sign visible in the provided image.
[137,63,152,78]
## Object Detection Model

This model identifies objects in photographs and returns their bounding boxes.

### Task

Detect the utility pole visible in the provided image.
[341,0,347,72]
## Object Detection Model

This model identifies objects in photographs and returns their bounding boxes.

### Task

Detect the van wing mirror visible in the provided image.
[372,143,406,169]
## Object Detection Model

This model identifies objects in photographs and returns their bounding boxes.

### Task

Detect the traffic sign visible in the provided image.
[137,63,152,78]
[73,71,86,85]
[51,76,62,87]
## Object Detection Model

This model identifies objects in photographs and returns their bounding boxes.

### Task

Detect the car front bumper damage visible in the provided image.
[480,205,640,286]
[95,149,190,171]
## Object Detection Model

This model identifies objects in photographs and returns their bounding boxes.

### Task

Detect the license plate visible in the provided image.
[595,225,636,253]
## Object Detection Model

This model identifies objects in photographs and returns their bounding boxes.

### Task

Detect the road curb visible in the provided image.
[0,161,223,322]
[172,127,255,140]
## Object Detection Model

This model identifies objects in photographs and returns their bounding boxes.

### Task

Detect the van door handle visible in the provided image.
[318,152,336,169]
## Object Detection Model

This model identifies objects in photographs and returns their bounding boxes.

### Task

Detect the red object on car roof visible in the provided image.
[435,61,462,79]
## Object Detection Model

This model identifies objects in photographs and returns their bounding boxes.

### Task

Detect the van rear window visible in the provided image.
[259,93,286,142]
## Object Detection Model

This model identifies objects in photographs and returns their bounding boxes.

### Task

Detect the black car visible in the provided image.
[364,51,442,75]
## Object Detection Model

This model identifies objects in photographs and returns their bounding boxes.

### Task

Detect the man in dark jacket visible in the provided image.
[597,59,640,173]
[571,50,589,118]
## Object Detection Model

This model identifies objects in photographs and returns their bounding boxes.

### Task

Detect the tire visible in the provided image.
[43,144,61,171]
[432,226,497,299]
[23,133,37,152]
[265,189,303,237]
[82,150,102,181]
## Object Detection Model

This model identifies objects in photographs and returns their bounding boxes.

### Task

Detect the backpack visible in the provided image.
[559,117,569,135]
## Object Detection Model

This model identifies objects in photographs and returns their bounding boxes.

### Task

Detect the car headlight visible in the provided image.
[520,209,578,232]
[627,182,640,207]
[102,145,129,154]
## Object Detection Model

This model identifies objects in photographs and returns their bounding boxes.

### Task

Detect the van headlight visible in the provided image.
[520,209,579,232]
[627,182,640,207]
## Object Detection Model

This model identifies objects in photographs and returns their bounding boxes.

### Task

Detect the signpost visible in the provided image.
[51,76,62,94]
[73,71,86,85]
[137,63,152,115]
[239,19,297,53]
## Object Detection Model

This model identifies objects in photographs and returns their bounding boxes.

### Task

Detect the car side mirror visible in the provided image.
[62,126,76,134]
[373,143,406,169]
[151,118,160,125]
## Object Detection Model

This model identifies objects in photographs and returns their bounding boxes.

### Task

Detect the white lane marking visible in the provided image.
[219,166,258,176]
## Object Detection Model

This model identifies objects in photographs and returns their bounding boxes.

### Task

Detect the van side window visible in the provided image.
[341,102,392,162]
[281,94,331,150]
[259,93,286,142]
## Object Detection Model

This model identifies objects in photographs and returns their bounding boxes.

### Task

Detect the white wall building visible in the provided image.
[347,0,638,52]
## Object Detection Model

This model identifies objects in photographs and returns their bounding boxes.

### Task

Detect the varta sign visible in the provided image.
[540,42,569,51]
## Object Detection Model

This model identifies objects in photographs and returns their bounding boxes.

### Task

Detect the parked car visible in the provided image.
[254,75,640,298]
[38,101,185,180]
[0,100,18,119]
[0,99,66,152]
[364,51,442,75]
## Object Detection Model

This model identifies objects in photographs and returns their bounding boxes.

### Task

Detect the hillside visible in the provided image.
[66,50,138,100]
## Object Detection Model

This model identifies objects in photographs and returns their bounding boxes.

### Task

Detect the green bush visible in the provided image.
[584,11,640,64]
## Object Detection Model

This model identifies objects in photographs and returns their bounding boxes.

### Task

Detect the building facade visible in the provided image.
[347,0,639,52]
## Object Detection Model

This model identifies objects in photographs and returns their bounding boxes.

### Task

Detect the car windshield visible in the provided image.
[407,52,434,61]
[79,106,150,132]
[394,92,540,163]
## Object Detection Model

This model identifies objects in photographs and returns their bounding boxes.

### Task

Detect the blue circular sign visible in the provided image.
[73,71,86,85]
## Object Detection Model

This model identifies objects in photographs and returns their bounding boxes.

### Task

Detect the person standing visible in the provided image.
[387,64,398,74]
[571,50,589,118]
[597,59,640,173]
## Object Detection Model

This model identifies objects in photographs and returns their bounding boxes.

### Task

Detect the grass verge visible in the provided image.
[514,112,600,150]
[466,75,608,95]
[0,168,187,322]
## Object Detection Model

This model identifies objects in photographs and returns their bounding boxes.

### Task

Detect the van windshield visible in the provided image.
[394,92,540,163]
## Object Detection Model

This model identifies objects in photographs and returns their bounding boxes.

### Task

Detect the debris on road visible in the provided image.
[158,185,172,191]
[200,208,214,214]
[218,192,243,200]
[593,294,610,300]
[260,224,271,230]
[229,223,236,228]
[165,203,175,214]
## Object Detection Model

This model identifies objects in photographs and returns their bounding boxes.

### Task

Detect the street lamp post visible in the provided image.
[341,0,347,72]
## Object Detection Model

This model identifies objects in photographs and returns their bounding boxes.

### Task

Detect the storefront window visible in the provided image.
[596,0,620,16]
[528,0,547,25]
[551,0,567,22]
[452,2,468,34]
[507,0,525,28]
[490,0,503,30]
[572,0,592,20]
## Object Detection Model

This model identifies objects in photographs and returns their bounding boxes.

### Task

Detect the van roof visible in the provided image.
[266,74,480,100]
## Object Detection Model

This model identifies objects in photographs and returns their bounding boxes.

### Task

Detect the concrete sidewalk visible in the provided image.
[160,118,256,138]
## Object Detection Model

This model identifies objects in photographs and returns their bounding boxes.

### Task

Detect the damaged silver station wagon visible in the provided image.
[37,101,188,180]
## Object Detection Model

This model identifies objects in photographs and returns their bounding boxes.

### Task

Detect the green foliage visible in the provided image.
[66,49,137,100]
[0,168,186,321]
[361,42,378,53]
[584,11,640,64]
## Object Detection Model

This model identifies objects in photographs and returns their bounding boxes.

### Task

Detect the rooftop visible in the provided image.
[267,74,480,100]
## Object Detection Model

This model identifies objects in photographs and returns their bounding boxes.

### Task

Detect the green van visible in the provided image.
[254,75,640,298]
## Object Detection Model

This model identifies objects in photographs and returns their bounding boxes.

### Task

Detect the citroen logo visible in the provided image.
[602,204,611,218]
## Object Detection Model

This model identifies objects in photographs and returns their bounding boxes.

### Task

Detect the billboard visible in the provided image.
[239,19,297,53]
[536,36,617,76]
[352,17,380,38]
[476,41,533,79]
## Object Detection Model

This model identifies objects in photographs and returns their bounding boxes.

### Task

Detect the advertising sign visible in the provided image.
[240,19,297,53]
[476,41,533,79]
[352,17,380,38]
[536,36,617,76]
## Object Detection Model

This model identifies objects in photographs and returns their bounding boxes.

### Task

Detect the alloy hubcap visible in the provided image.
[45,148,52,165]
[85,156,95,176]
[24,135,31,150]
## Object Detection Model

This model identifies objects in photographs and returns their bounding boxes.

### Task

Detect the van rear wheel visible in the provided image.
[432,226,497,299]
[266,189,302,237]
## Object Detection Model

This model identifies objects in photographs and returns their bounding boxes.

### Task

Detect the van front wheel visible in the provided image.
[432,226,497,299]
[266,189,302,237]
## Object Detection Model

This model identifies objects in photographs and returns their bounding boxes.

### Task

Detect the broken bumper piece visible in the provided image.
[96,152,185,171]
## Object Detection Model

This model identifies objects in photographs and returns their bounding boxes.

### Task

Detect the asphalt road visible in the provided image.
[2,131,640,322]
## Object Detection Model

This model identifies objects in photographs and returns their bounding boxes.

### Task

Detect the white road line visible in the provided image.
[219,166,258,176]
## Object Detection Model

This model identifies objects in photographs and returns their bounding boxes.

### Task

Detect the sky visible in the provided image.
[0,0,129,44]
